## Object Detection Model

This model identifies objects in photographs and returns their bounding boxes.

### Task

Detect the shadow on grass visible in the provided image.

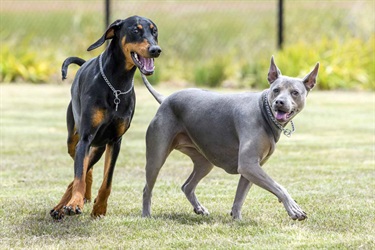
[14,202,260,240]
[16,209,97,238]
[152,212,260,227]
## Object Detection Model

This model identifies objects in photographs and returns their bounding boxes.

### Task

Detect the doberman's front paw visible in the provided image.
[63,196,84,216]
[63,205,82,216]
[50,208,65,221]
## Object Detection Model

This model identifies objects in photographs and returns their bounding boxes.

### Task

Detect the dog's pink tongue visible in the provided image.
[141,57,154,72]
[275,111,287,122]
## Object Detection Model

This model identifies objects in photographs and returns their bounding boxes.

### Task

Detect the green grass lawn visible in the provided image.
[0,83,374,249]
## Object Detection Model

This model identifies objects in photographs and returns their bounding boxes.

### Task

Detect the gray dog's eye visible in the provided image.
[291,90,299,96]
[273,88,280,94]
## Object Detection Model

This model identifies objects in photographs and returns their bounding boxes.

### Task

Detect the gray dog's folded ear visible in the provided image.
[268,56,282,84]
[87,19,124,51]
[303,62,320,91]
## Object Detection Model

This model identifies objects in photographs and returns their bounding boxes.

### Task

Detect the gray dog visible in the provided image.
[141,56,319,221]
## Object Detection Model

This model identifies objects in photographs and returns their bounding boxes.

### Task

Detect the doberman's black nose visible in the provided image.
[149,45,162,57]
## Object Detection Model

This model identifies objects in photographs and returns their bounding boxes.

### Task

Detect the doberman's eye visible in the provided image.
[152,28,158,37]
[132,27,139,34]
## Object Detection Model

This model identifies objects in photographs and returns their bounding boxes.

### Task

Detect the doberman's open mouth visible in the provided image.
[131,52,155,75]
[275,110,294,122]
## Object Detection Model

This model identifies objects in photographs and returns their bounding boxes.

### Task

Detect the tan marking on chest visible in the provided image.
[92,109,106,127]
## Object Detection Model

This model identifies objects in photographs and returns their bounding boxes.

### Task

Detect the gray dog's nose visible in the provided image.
[275,100,284,106]
[149,45,162,57]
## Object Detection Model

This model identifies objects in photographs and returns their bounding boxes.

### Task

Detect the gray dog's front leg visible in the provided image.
[238,157,307,220]
[231,175,253,220]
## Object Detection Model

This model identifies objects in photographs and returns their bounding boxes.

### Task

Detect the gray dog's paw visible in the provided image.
[194,206,209,216]
[230,211,242,220]
[290,210,307,221]
[284,199,307,221]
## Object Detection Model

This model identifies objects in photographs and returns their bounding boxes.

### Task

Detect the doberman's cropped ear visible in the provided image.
[87,19,123,51]
[268,56,282,84]
[302,62,319,91]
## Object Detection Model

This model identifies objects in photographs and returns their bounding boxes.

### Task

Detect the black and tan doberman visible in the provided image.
[50,15,161,220]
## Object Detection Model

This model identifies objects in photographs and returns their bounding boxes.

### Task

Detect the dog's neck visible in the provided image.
[101,42,136,90]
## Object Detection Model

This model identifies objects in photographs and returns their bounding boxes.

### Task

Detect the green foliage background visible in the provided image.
[0,1,374,90]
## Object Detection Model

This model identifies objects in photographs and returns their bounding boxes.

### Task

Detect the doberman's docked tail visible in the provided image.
[61,57,86,80]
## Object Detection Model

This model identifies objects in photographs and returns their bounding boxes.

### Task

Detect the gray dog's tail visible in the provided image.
[141,74,165,104]
[61,57,86,80]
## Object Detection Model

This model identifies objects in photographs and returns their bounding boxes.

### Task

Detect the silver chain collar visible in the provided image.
[99,52,134,111]
[263,91,295,137]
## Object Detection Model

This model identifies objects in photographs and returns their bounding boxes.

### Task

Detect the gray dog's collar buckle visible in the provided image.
[283,128,293,137]
[263,91,295,137]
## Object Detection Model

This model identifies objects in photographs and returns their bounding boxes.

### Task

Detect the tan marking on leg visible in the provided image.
[116,119,130,137]
[85,168,93,202]
[52,181,73,213]
[67,129,79,159]
[117,122,126,137]
[67,156,89,213]
[92,145,113,217]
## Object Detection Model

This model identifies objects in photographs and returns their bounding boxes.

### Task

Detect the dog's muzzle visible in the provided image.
[274,109,295,122]
[272,99,295,122]
[131,45,161,76]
